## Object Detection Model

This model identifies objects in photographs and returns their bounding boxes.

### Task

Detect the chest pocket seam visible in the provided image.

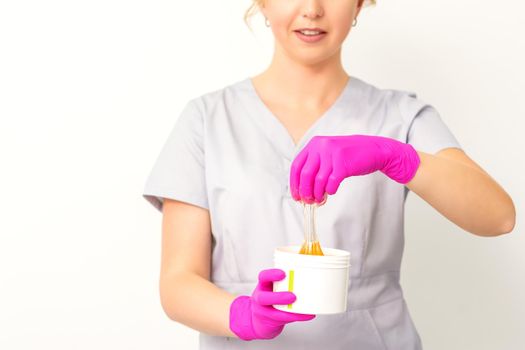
[217,190,243,282]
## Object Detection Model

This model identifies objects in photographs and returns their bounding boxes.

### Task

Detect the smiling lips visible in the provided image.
[295,27,326,33]
[294,29,327,43]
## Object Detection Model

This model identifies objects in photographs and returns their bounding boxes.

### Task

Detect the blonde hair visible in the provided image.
[244,0,377,31]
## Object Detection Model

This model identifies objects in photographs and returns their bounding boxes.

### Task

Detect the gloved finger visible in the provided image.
[258,269,286,291]
[299,152,320,203]
[255,304,316,323]
[314,151,332,203]
[290,148,308,201]
[253,290,296,306]
[325,155,346,195]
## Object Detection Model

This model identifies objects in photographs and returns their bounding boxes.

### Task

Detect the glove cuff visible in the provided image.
[229,295,257,341]
[381,142,421,184]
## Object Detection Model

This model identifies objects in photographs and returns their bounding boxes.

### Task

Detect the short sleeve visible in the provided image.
[398,91,462,155]
[142,98,209,212]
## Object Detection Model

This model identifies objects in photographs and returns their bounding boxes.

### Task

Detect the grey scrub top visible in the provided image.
[142,76,462,350]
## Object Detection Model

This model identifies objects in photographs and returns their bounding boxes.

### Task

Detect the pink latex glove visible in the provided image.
[229,268,316,341]
[290,135,420,203]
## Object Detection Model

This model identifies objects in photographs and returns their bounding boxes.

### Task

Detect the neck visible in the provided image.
[253,44,350,109]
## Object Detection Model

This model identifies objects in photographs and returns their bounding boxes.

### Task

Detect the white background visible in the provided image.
[1,0,523,349]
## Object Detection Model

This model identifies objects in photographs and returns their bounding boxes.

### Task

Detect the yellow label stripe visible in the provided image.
[287,270,295,309]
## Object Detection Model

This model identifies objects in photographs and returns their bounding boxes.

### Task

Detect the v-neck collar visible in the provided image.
[242,75,357,161]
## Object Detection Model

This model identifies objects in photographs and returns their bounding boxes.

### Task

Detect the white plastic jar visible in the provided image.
[272,245,351,315]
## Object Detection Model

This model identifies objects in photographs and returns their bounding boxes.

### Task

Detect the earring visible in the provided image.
[352,18,357,27]
[265,17,270,27]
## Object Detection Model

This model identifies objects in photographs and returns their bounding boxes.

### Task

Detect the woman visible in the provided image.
[142,0,516,349]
